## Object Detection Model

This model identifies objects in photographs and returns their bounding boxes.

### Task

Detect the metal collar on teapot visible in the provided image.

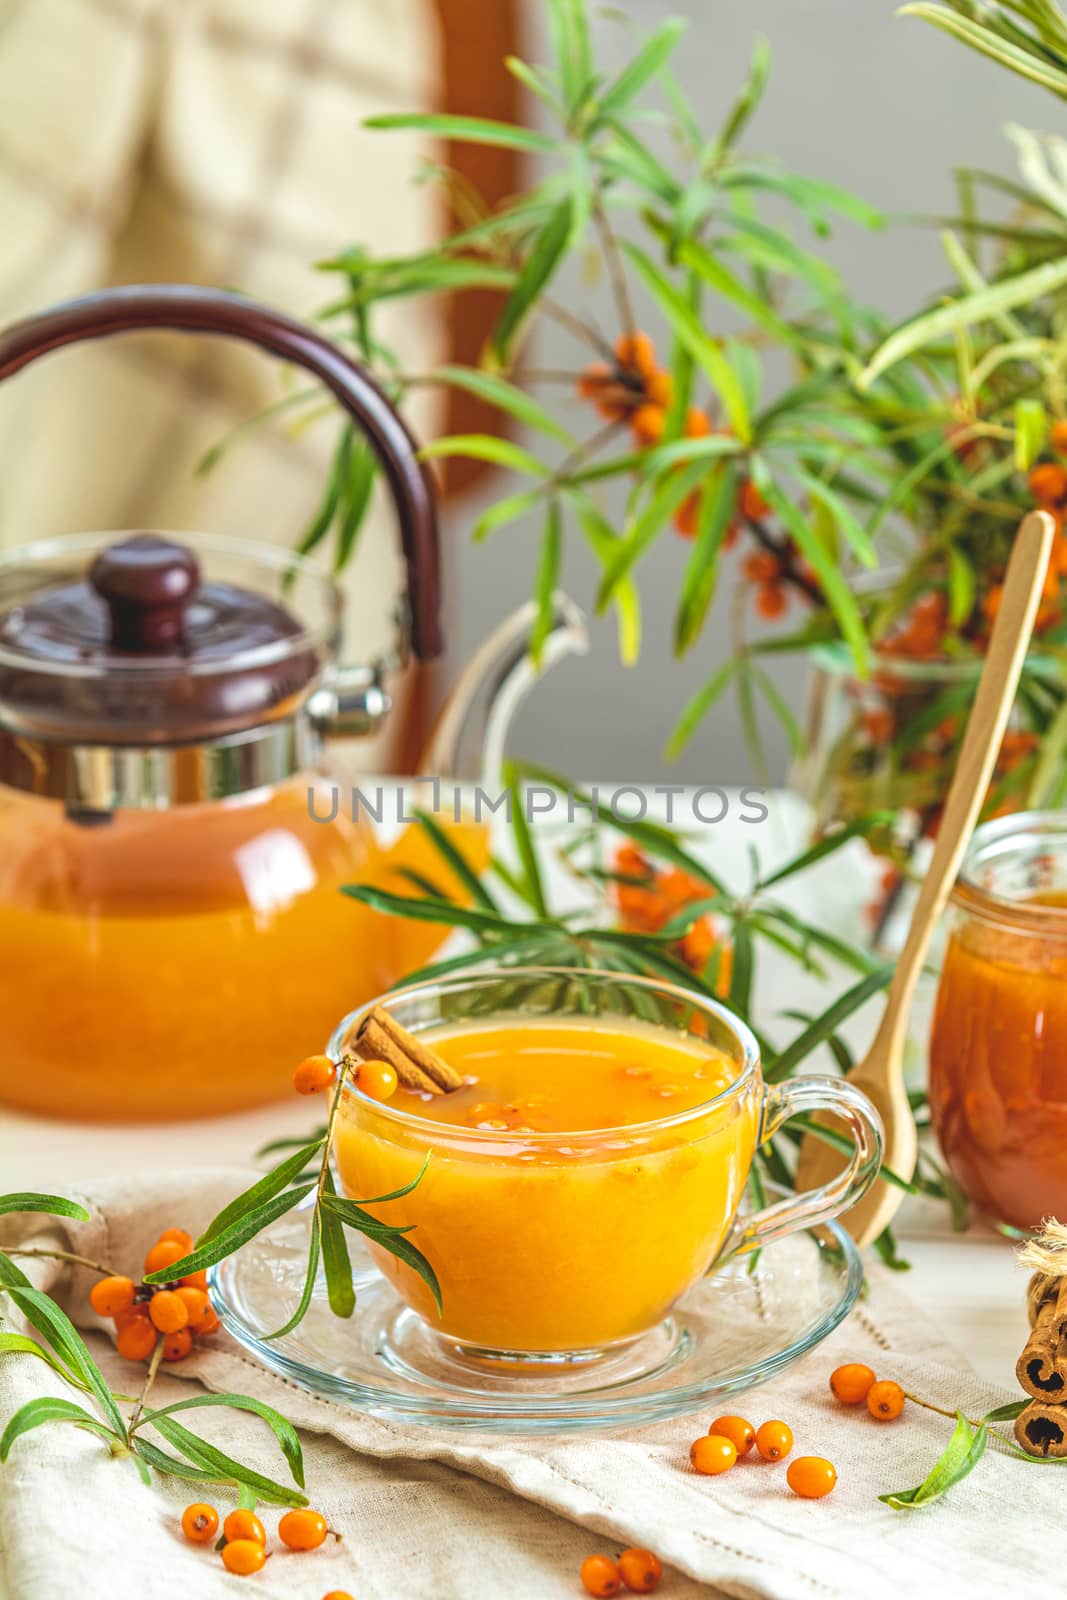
[0,284,445,811]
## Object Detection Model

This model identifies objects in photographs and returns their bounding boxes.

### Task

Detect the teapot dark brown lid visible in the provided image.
[0,532,336,746]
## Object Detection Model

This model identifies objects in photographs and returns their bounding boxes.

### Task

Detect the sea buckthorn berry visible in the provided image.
[116,1319,157,1362]
[223,1510,266,1545]
[645,369,673,408]
[866,1379,906,1420]
[89,1275,136,1319]
[175,1286,211,1326]
[180,1269,209,1292]
[221,1539,266,1576]
[355,1060,398,1103]
[1052,420,1067,456]
[194,1307,221,1337]
[631,403,666,446]
[278,1509,328,1550]
[149,1290,189,1333]
[615,331,657,377]
[321,1594,355,1600]
[157,1228,193,1251]
[144,1238,186,1278]
[739,479,771,521]
[755,1420,793,1461]
[114,1302,151,1332]
[181,1503,219,1544]
[830,1362,877,1404]
[293,1054,336,1095]
[787,1456,837,1499]
[578,361,612,399]
[708,1416,755,1457]
[1029,462,1067,506]
[689,1433,737,1475]
[684,406,712,438]
[618,1547,662,1592]
[742,551,781,583]
[163,1328,192,1362]
[673,493,699,538]
[755,582,787,620]
[580,1554,622,1597]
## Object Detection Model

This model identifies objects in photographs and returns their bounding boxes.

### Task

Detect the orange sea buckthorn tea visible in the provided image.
[930,812,1067,1230]
[331,971,882,1362]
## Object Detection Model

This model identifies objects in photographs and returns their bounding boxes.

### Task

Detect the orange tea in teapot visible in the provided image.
[0,778,487,1121]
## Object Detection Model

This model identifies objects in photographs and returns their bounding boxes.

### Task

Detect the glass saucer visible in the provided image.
[209,1185,862,1433]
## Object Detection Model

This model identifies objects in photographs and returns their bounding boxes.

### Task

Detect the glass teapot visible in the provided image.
[0,286,586,1123]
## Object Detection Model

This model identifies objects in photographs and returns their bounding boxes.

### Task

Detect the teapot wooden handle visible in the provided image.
[0,284,443,658]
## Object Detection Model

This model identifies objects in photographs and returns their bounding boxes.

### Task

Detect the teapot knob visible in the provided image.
[90,535,200,652]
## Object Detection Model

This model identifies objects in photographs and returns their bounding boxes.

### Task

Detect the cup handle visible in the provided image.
[725,1077,883,1258]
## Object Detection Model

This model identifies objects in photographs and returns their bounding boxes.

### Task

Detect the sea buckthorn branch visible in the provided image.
[140,1062,440,1330]
[0,1192,313,1504]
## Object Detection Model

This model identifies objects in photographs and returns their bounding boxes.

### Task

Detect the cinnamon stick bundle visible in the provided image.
[1014,1399,1067,1459]
[345,1005,462,1095]
[1014,1222,1067,1454]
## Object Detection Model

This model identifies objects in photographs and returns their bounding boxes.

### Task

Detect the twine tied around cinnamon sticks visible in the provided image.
[1015,1221,1067,1457]
[344,1005,463,1096]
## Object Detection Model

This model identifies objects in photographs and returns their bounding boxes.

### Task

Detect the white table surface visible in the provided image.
[0,789,1031,1387]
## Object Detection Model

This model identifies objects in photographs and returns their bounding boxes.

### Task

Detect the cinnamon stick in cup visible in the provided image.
[345,1004,462,1095]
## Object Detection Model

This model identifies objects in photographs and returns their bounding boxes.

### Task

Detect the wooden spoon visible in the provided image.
[794,510,1056,1246]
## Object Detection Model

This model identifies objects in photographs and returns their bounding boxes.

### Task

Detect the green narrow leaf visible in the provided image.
[708,35,771,157]
[434,366,576,446]
[546,0,594,113]
[505,766,549,918]
[321,1195,442,1315]
[531,501,564,665]
[341,883,544,936]
[419,434,551,477]
[728,920,754,1015]
[947,546,977,627]
[757,815,892,889]
[767,965,894,1080]
[664,660,738,758]
[753,471,869,673]
[0,1397,118,1461]
[133,1438,240,1488]
[1015,397,1048,471]
[880,1412,987,1510]
[492,199,573,363]
[0,1193,89,1221]
[569,490,642,664]
[196,1141,325,1248]
[472,487,545,544]
[596,458,713,610]
[0,1286,125,1438]
[363,112,558,153]
[146,1416,307,1506]
[137,1395,306,1490]
[0,1331,92,1391]
[333,438,377,572]
[674,462,740,656]
[899,6,1067,99]
[414,809,498,912]
[624,244,751,439]
[860,253,1067,387]
[144,1183,317,1285]
[595,17,687,120]
[792,469,878,568]
[264,1207,321,1342]
[672,234,800,349]
[320,1169,356,1320]
[294,426,349,558]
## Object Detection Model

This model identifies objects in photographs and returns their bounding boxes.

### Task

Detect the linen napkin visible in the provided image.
[0,1170,1041,1600]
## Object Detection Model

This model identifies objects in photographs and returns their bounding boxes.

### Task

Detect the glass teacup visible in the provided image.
[330,969,881,1368]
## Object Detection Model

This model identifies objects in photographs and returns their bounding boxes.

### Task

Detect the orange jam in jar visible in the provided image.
[929,812,1067,1230]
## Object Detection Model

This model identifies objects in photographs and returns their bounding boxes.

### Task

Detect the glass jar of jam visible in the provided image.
[929,811,1067,1231]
